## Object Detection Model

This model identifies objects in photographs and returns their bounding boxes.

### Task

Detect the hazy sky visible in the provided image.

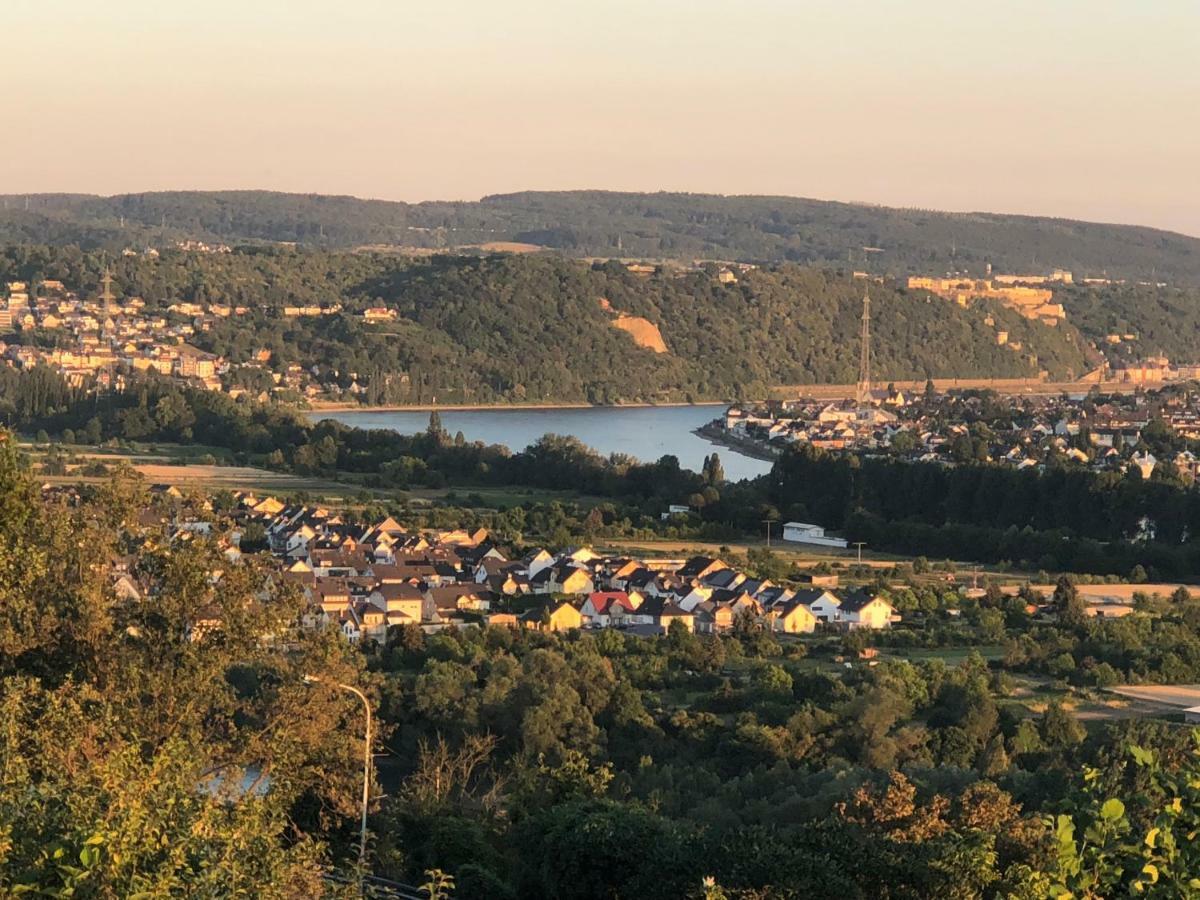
[2,0,1198,234]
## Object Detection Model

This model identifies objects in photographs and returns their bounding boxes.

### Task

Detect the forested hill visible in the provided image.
[2,189,1199,283]
[0,247,1090,403]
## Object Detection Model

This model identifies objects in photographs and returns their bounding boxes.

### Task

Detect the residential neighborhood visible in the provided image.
[0,274,342,401]
[716,380,1200,481]
[113,487,902,647]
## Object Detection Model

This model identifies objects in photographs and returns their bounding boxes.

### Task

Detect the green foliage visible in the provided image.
[772,444,1200,579]
[0,248,1089,408]
[0,436,369,894]
[5,190,1199,285]
[1049,738,1200,897]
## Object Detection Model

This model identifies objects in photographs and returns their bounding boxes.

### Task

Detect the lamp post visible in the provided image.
[305,675,371,867]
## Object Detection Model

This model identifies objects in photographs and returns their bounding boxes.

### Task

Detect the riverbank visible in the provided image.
[308,400,729,413]
[693,420,781,465]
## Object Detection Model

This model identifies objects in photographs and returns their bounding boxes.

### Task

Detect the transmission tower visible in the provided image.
[856,286,872,407]
[100,266,116,311]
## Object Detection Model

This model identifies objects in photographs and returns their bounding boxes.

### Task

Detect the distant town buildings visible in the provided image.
[907,275,1066,325]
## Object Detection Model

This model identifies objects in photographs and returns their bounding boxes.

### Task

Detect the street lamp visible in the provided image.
[304,674,372,867]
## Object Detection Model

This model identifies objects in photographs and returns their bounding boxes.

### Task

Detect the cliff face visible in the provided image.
[598,297,668,353]
[611,313,668,353]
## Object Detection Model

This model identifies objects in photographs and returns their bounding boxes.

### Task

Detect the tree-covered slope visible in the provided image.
[1054,281,1200,365]
[0,247,1090,403]
[2,189,1198,284]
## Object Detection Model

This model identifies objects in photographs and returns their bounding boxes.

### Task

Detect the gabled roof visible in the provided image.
[585,591,635,615]
[700,568,744,590]
[677,556,726,579]
[794,588,839,607]
[840,588,891,613]
[370,582,424,601]
[624,568,658,588]
[638,595,692,619]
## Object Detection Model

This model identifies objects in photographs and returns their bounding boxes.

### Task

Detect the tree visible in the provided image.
[1053,576,1087,628]
[1040,700,1085,748]
[702,453,725,485]
[754,663,793,697]
[427,410,445,440]
[0,435,369,893]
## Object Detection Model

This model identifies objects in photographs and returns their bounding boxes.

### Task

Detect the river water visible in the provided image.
[311,405,772,482]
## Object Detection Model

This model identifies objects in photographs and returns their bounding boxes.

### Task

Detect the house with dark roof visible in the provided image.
[677,556,728,581]
[840,589,896,630]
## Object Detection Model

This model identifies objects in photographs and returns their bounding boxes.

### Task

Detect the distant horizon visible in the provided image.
[4,185,1198,241]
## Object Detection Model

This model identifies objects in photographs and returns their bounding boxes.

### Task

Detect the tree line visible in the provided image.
[771,444,1200,579]
[4,189,1200,284]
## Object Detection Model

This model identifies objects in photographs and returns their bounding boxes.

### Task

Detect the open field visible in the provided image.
[409,485,607,507]
[40,462,360,496]
[1030,583,1200,601]
[1109,685,1200,709]
[24,442,369,497]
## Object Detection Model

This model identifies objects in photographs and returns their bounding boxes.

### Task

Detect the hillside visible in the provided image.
[0,247,1090,404]
[1,189,1199,284]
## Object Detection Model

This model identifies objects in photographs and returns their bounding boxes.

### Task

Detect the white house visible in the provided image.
[841,592,896,630]
[799,589,843,623]
[781,522,848,548]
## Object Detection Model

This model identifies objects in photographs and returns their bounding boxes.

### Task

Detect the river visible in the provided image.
[311,405,773,482]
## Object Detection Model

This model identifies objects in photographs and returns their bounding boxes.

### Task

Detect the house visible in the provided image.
[522,548,555,578]
[693,600,734,634]
[474,556,514,584]
[709,588,761,617]
[639,596,695,633]
[339,606,363,642]
[655,599,694,633]
[487,570,531,596]
[357,601,389,642]
[313,579,352,615]
[677,556,728,581]
[580,591,637,627]
[676,583,714,612]
[548,564,594,595]
[700,568,746,592]
[772,598,818,634]
[521,600,584,632]
[781,522,848,548]
[840,590,896,630]
[426,584,494,614]
[369,583,424,627]
[798,588,843,623]
[562,546,599,565]
[756,586,795,608]
[112,572,142,601]
[1129,451,1158,480]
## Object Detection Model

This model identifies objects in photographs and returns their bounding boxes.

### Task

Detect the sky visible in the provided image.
[2,0,1198,235]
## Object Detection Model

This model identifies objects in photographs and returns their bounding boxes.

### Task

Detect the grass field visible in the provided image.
[25,441,369,498]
